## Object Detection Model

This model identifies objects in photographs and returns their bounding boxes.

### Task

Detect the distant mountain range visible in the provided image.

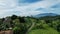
[33,13,58,18]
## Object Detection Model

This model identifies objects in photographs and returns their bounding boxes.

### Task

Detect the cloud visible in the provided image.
[17,0,43,6]
[0,0,60,18]
[18,0,42,3]
[51,3,60,8]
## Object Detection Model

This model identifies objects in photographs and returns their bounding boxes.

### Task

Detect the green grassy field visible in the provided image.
[28,28,59,34]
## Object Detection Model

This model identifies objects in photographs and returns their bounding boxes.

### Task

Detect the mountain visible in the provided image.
[34,13,58,18]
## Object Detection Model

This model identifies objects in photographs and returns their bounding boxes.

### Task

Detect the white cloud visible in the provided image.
[0,0,60,18]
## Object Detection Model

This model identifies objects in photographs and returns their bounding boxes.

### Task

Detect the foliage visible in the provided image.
[0,15,60,34]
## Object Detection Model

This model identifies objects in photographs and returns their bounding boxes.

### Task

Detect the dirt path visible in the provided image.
[26,22,35,34]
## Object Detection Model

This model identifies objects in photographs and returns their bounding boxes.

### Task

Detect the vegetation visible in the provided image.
[0,15,60,34]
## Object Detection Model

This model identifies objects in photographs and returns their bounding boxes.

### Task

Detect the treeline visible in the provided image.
[0,15,60,34]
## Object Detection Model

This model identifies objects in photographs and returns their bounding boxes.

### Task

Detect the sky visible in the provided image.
[0,0,60,18]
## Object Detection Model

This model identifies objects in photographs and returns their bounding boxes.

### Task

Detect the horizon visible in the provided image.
[0,13,60,18]
[0,0,60,18]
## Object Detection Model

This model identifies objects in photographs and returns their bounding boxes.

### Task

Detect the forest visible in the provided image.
[0,15,60,34]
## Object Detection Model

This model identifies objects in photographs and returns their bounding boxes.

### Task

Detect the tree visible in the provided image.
[11,15,17,20]
[19,17,25,23]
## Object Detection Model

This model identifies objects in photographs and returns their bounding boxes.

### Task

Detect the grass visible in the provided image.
[28,28,59,34]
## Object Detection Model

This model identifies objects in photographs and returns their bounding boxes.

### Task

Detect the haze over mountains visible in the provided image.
[34,13,59,18]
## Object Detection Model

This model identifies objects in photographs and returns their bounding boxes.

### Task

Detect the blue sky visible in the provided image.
[0,0,60,17]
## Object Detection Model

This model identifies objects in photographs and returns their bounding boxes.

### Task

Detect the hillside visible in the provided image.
[0,15,60,34]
